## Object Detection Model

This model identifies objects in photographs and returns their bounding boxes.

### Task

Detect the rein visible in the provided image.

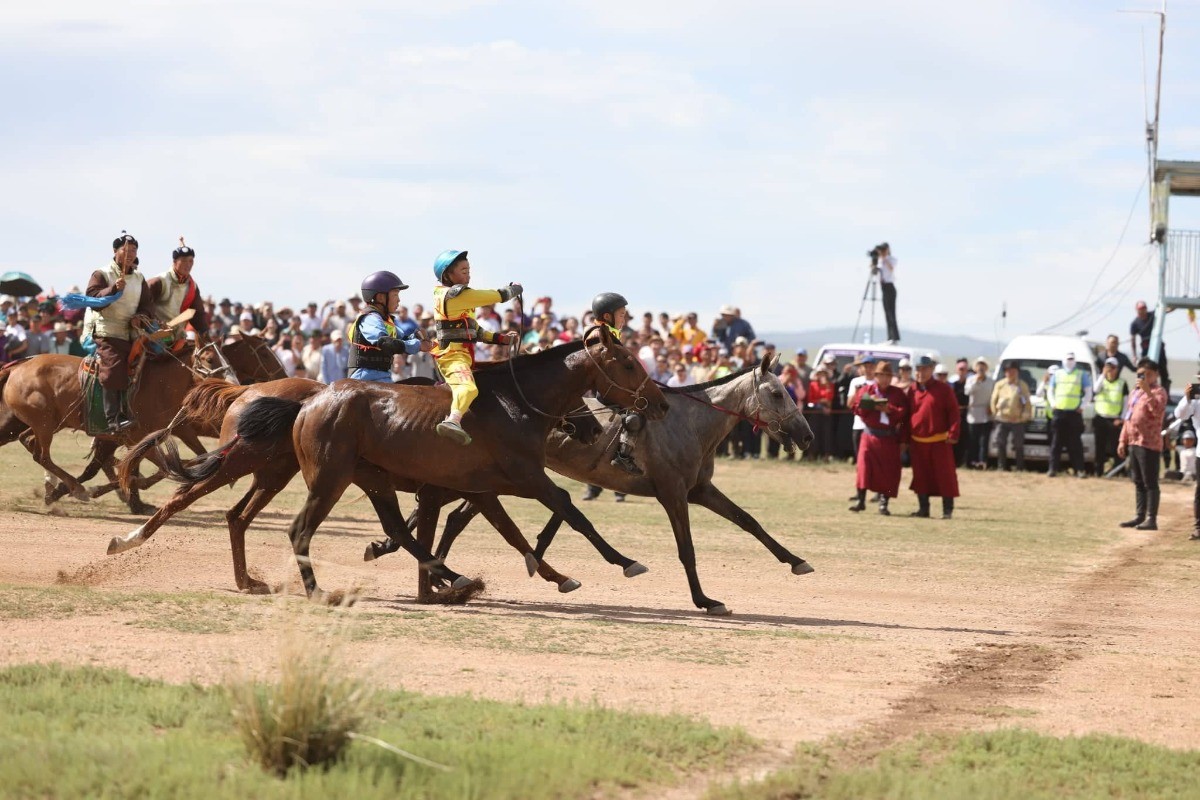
[658,368,801,435]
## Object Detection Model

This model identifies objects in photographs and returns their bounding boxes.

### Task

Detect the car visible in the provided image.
[988,334,1106,469]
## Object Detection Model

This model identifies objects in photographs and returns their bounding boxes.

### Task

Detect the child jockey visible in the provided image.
[432,250,522,445]
[348,271,432,382]
[591,291,643,475]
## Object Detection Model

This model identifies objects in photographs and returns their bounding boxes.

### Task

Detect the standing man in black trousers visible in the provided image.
[1173,379,1200,541]
[877,242,900,344]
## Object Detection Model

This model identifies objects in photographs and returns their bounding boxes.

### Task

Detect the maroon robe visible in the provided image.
[852,383,908,497]
[907,379,961,498]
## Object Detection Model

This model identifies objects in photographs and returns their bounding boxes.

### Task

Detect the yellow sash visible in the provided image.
[911,432,950,444]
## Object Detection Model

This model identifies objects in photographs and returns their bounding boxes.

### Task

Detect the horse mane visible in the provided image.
[473,339,586,374]
[180,378,250,428]
[662,363,757,394]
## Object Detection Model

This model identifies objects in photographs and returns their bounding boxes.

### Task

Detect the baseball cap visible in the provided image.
[797,348,807,356]
[915,354,935,368]
[719,304,737,315]
[934,363,949,375]
[1104,357,1119,367]
[898,357,912,368]
[331,329,344,340]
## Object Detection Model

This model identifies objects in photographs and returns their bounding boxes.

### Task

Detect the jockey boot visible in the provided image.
[582,485,603,501]
[1119,489,1146,528]
[878,495,891,516]
[1192,495,1200,540]
[942,497,954,520]
[611,446,644,476]
[909,494,931,518]
[848,489,866,513]
[1136,489,1159,531]
[102,389,134,434]
[436,418,472,446]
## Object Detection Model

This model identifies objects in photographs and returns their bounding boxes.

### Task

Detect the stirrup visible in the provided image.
[611,452,643,475]
[436,420,472,446]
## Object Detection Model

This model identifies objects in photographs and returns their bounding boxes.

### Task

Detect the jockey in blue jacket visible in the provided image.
[347,271,432,381]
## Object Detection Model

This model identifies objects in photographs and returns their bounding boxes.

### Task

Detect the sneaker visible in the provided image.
[611,452,644,475]
[436,419,472,446]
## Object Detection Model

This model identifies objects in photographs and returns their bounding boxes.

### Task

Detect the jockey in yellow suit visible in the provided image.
[431,249,522,445]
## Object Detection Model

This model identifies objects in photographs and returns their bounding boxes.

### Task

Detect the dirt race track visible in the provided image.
[2,436,1200,784]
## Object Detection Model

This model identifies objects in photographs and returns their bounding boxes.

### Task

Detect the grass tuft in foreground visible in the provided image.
[710,729,1200,800]
[226,632,373,776]
[0,663,753,799]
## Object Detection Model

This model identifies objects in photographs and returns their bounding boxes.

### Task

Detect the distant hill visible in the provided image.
[757,327,1004,361]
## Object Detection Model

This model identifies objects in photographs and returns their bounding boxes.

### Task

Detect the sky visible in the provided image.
[4,0,1200,358]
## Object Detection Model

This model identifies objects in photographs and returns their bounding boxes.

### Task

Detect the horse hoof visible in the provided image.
[107,527,145,555]
[451,575,475,591]
[792,561,815,576]
[70,488,90,503]
[706,603,732,616]
[558,578,582,593]
[524,552,539,577]
[363,543,380,562]
[623,562,649,578]
[242,581,272,595]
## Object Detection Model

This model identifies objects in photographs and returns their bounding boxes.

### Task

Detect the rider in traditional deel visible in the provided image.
[347,270,433,383]
[143,237,208,350]
[431,249,522,445]
[591,291,645,475]
[84,231,155,434]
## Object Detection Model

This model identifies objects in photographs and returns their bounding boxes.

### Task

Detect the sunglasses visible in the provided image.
[1137,372,1146,379]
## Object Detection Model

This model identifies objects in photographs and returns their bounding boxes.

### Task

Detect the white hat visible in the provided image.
[934,363,949,375]
[898,357,912,368]
[734,336,750,346]
[239,311,254,322]
[974,356,988,366]
[248,328,261,336]
[53,322,70,333]
[719,304,737,315]
[330,329,344,340]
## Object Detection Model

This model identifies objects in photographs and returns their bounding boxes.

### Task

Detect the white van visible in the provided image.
[988,334,1105,467]
[812,342,943,377]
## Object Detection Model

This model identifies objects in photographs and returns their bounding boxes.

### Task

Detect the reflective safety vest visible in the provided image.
[1094,377,1126,418]
[1051,368,1084,411]
[432,285,479,352]
[346,309,397,373]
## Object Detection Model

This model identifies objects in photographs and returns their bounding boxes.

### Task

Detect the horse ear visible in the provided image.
[759,354,771,374]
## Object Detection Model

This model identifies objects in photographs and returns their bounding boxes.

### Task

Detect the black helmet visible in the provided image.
[591,292,628,320]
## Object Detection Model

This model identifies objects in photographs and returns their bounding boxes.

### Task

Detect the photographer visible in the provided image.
[872,243,900,344]
[1173,378,1200,541]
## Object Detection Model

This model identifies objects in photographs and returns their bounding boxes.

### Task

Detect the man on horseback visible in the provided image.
[590,291,644,476]
[85,231,155,434]
[348,271,433,383]
[143,237,208,348]
[431,250,521,445]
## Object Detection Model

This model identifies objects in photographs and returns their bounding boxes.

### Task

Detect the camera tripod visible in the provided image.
[851,266,880,344]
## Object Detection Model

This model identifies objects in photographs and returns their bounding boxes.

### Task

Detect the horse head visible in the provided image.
[746,354,813,455]
[582,325,670,420]
[218,336,287,384]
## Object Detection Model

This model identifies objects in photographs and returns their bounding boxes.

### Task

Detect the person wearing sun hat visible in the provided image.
[906,354,960,519]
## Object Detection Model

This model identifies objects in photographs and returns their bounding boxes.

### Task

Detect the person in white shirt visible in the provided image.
[845,355,878,500]
[666,363,694,388]
[298,302,322,335]
[273,335,298,377]
[322,301,349,336]
[1173,382,1200,540]
[302,331,324,380]
[46,322,74,355]
[875,242,900,343]
[963,357,995,469]
[320,330,349,383]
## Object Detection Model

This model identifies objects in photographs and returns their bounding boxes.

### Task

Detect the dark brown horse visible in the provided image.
[233,328,668,598]
[110,375,605,596]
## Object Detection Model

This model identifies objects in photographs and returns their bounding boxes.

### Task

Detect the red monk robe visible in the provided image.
[906,379,961,497]
[851,382,909,497]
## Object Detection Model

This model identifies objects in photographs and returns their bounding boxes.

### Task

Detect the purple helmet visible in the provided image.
[360,270,409,304]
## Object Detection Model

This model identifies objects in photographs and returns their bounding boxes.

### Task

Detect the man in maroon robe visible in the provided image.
[849,360,909,515]
[906,354,961,519]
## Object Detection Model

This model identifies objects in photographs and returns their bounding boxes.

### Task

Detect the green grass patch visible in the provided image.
[710,730,1200,800]
[0,663,754,799]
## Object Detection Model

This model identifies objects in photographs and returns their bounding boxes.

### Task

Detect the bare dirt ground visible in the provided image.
[2,436,1199,788]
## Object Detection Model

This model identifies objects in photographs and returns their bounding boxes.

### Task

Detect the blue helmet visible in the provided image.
[360,270,409,304]
[433,249,467,282]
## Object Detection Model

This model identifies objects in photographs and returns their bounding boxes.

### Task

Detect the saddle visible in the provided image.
[78,344,151,437]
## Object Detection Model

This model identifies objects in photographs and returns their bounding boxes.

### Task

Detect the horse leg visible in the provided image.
[472,495,581,593]
[659,482,728,615]
[689,482,814,575]
[224,466,299,594]
[45,441,114,505]
[363,507,419,562]
[532,513,566,560]
[20,430,88,503]
[530,476,647,577]
[120,438,169,516]
[414,487,444,602]
[431,499,482,561]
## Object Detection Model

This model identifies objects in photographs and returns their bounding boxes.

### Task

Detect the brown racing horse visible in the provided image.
[110,375,604,596]
[39,334,286,511]
[0,349,210,514]
[231,327,668,598]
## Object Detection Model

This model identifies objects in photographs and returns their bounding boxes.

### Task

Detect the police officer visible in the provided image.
[1046,351,1092,477]
[1092,356,1128,475]
[348,271,432,382]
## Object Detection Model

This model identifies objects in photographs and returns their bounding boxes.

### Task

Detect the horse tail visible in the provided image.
[236,396,304,443]
[161,437,230,486]
[116,429,173,494]
[179,378,250,436]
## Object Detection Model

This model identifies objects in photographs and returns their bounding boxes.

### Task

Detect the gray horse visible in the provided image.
[373,354,815,615]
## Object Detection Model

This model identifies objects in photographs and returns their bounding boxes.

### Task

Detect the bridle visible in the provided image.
[192,340,240,384]
[580,325,653,412]
[662,365,802,436]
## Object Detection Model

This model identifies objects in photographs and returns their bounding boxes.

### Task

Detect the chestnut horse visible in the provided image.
[111,375,603,596]
[232,328,668,598]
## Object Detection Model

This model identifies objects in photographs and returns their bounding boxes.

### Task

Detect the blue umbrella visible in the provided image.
[0,271,41,297]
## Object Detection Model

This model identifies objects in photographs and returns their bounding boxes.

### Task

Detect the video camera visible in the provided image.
[866,242,889,269]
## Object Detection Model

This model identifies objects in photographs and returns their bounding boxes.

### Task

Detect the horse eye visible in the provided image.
[771,389,783,398]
